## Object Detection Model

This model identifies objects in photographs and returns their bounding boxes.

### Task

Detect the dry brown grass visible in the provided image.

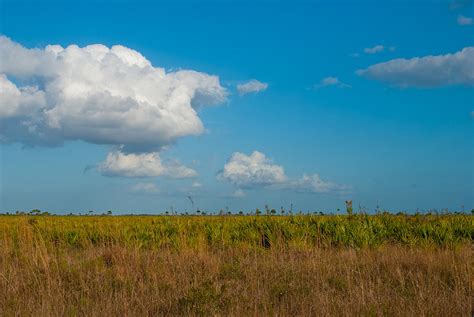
[0,216,472,316]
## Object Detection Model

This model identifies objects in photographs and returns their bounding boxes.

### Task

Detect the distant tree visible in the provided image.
[30,209,41,215]
[107,210,112,216]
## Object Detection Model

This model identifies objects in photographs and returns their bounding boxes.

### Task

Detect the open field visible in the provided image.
[0,214,472,316]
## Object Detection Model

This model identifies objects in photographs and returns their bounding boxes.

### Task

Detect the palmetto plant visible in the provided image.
[1,213,471,250]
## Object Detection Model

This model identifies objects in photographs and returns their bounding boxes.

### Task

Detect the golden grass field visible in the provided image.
[0,214,472,316]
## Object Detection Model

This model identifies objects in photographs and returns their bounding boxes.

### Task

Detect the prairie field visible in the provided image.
[0,214,472,316]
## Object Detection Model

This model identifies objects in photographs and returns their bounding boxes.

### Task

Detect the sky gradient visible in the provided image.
[0,0,473,214]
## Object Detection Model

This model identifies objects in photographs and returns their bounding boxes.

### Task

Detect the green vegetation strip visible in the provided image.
[1,214,472,249]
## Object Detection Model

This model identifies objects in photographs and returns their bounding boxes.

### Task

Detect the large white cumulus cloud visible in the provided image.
[0,74,46,119]
[0,36,227,152]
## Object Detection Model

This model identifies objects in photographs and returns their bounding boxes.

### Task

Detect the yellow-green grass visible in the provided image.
[1,214,472,250]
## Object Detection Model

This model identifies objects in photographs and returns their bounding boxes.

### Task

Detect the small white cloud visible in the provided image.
[315,77,351,89]
[231,189,246,198]
[357,47,474,87]
[470,111,474,118]
[458,15,473,25]
[364,45,385,54]
[191,181,202,188]
[350,53,360,58]
[237,79,268,95]
[389,46,396,52]
[98,151,197,178]
[217,151,287,188]
[130,182,160,194]
[218,151,349,195]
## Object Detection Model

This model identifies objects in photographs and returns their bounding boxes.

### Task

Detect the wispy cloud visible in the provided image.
[129,183,160,194]
[357,47,474,87]
[191,181,202,188]
[450,0,472,10]
[314,77,351,89]
[364,45,385,54]
[458,15,473,25]
[353,45,394,57]
[231,189,246,198]
[237,79,268,95]
[285,174,352,194]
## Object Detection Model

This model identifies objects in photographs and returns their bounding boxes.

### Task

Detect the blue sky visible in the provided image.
[0,0,473,214]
